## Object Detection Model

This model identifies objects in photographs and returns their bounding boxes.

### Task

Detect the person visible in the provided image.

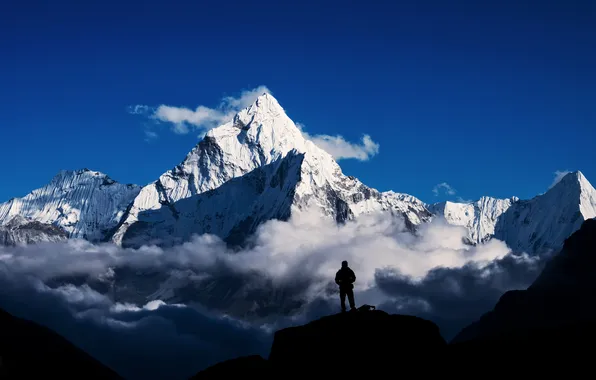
[335,260,356,312]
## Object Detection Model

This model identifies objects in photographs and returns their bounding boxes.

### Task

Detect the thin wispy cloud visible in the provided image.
[549,170,571,189]
[129,86,380,161]
[433,182,457,197]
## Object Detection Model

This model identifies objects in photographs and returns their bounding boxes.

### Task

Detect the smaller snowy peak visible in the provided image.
[492,171,596,255]
[429,196,518,244]
[0,169,141,242]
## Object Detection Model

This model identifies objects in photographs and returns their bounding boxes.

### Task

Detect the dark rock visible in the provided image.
[0,307,122,379]
[453,218,596,343]
[189,355,269,378]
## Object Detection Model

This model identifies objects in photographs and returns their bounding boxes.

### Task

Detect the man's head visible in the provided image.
[341,260,348,268]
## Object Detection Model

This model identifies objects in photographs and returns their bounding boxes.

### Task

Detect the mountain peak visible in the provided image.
[550,170,595,195]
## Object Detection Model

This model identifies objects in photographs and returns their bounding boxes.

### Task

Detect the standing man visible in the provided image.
[335,260,356,312]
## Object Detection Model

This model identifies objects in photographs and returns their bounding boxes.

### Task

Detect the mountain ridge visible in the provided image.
[1,94,595,254]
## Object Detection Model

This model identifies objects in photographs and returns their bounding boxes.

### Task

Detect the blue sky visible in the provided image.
[1,0,594,204]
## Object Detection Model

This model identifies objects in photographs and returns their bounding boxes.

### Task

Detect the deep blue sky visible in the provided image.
[1,0,594,204]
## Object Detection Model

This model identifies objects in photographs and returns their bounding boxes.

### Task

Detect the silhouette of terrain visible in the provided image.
[193,219,596,378]
[0,307,122,379]
[453,218,596,343]
[192,309,447,377]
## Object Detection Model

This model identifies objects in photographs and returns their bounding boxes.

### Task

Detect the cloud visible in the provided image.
[375,249,547,339]
[0,210,543,376]
[0,267,271,380]
[433,182,457,196]
[296,123,380,161]
[549,170,571,189]
[130,86,271,136]
[129,87,380,161]
[144,130,158,142]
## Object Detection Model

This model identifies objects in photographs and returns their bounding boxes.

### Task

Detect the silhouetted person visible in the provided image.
[335,260,356,312]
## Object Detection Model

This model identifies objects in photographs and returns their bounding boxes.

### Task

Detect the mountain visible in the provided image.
[451,218,596,343]
[110,93,431,248]
[0,215,68,246]
[0,306,122,378]
[0,169,141,244]
[0,94,594,253]
[428,196,519,245]
[429,171,596,254]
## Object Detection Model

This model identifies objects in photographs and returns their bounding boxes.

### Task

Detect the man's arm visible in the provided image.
[349,269,356,283]
[335,271,341,285]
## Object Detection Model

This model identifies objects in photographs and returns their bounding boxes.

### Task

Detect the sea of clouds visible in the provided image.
[0,209,548,379]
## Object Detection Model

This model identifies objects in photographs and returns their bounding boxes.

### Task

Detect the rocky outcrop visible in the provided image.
[0,307,122,379]
[192,308,446,377]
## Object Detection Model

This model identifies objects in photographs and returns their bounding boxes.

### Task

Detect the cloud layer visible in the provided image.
[0,210,547,378]
[129,86,379,161]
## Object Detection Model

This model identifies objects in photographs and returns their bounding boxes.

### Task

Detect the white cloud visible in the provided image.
[127,105,150,115]
[296,123,380,161]
[129,87,380,161]
[133,86,272,135]
[549,170,571,189]
[433,182,457,196]
[144,130,158,142]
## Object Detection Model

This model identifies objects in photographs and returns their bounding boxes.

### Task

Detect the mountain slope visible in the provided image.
[111,93,431,247]
[0,169,141,243]
[494,171,596,254]
[0,306,122,378]
[428,196,519,245]
[452,218,596,343]
[0,215,68,246]
[430,171,596,254]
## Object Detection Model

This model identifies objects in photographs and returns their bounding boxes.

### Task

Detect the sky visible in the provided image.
[1,0,595,204]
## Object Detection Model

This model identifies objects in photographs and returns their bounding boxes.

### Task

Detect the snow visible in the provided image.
[429,171,596,254]
[110,93,431,247]
[1,92,594,254]
[0,169,141,242]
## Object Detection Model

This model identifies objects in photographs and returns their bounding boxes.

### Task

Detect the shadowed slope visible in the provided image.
[0,307,122,379]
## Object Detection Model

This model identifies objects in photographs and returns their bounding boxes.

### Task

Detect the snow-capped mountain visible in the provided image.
[0,93,594,255]
[429,171,596,254]
[110,93,432,247]
[428,196,519,245]
[0,169,141,242]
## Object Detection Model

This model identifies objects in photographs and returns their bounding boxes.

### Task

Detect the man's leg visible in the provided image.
[347,288,356,310]
[340,288,347,312]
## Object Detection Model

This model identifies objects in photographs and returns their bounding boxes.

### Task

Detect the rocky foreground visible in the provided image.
[192,308,595,377]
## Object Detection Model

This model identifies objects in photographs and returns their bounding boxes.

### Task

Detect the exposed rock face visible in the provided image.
[0,215,68,246]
